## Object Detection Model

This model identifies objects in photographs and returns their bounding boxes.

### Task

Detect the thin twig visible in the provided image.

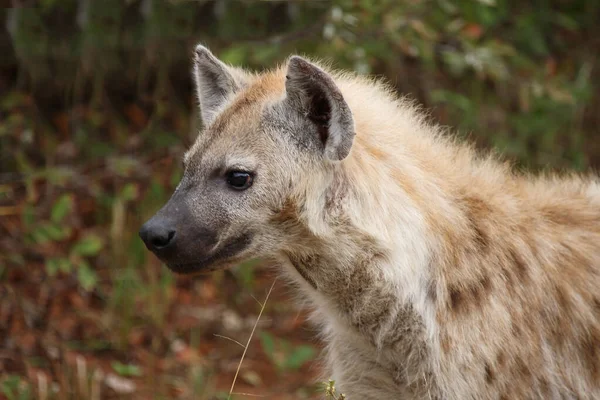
[228,278,277,400]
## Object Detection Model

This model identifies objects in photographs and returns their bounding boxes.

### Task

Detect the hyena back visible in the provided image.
[139,45,600,399]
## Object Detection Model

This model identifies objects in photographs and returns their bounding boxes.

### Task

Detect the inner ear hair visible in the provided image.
[306,87,332,147]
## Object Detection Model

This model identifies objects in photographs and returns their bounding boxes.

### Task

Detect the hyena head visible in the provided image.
[139,45,355,274]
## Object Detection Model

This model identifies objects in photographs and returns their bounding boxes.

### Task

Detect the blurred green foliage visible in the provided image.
[0,2,598,398]
[260,331,316,374]
[2,0,599,174]
[1,375,32,400]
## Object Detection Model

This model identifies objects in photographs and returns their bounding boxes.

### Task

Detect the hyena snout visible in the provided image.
[139,216,176,251]
[139,197,222,274]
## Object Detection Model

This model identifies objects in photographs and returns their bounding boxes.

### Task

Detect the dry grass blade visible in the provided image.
[213,334,246,349]
[37,372,48,400]
[228,277,277,400]
[76,355,87,398]
[91,369,103,400]
[249,294,264,308]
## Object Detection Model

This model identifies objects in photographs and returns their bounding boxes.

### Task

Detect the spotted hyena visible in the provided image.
[139,45,600,399]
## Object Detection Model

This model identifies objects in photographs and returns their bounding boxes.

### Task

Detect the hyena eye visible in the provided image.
[226,170,254,190]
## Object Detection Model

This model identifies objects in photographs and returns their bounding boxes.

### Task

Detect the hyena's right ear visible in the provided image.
[284,56,355,161]
[193,45,251,126]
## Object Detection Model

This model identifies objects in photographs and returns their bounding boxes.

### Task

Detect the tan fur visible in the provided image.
[176,49,600,399]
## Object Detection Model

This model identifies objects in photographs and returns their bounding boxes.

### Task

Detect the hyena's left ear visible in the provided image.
[285,56,355,161]
[193,44,251,126]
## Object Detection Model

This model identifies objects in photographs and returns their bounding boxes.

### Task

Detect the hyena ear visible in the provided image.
[193,44,250,126]
[285,56,355,161]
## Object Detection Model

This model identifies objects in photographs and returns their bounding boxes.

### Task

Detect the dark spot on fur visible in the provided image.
[548,315,568,349]
[324,169,347,212]
[593,298,600,314]
[354,299,394,334]
[581,328,600,380]
[555,285,570,310]
[471,274,492,303]
[496,351,506,367]
[273,198,298,222]
[427,280,437,304]
[463,196,492,251]
[509,249,529,281]
[448,286,465,314]
[448,275,492,315]
[539,378,550,395]
[472,223,489,251]
[484,363,495,384]
[541,206,580,227]
[515,357,531,379]
[512,323,523,338]
[285,252,318,290]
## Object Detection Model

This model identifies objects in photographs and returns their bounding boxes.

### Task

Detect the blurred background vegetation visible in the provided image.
[1,1,598,399]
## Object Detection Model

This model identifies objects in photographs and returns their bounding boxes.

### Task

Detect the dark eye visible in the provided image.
[226,170,253,190]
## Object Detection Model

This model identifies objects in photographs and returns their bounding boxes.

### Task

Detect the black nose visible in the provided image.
[139,219,176,251]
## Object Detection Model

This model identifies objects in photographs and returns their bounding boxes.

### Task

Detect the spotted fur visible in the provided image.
[161,45,600,399]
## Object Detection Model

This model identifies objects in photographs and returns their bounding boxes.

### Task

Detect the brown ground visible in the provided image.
[0,92,325,400]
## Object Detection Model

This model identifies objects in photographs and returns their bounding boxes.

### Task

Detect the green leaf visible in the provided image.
[1,375,31,400]
[30,227,51,244]
[77,261,98,291]
[47,258,72,275]
[51,194,73,223]
[259,331,276,358]
[46,258,60,276]
[44,223,69,241]
[111,361,142,377]
[22,204,36,228]
[120,183,138,201]
[59,258,72,273]
[284,345,316,370]
[72,235,103,257]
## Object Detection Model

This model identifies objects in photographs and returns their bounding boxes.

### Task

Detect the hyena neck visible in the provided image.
[278,162,436,348]
[277,135,500,342]
[277,163,439,395]
[280,225,430,353]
